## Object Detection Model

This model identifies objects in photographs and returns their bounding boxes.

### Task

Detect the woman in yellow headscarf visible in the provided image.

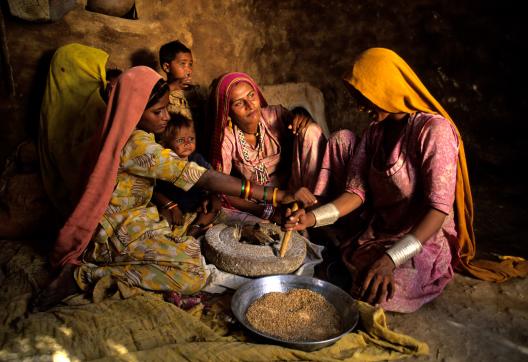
[286,48,527,313]
[39,43,120,220]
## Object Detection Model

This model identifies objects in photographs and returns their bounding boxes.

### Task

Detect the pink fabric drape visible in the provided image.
[51,66,162,267]
[314,129,358,197]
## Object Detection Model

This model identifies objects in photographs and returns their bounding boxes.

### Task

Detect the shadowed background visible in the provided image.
[0,0,525,256]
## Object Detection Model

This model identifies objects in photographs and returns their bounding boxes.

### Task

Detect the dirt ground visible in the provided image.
[387,179,528,362]
[389,274,527,362]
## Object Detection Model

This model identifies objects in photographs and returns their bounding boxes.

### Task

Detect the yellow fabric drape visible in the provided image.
[0,237,428,361]
[39,43,108,219]
[344,47,527,282]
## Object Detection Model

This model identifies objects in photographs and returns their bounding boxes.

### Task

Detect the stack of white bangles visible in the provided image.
[311,203,340,227]
[385,234,423,267]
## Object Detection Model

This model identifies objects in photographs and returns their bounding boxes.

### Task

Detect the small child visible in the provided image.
[159,40,195,120]
[159,40,209,156]
[155,113,220,236]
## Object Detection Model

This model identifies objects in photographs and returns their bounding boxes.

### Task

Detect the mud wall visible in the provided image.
[1,0,525,185]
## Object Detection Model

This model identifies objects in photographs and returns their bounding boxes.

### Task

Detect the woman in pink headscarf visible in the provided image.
[209,72,326,221]
[34,67,316,310]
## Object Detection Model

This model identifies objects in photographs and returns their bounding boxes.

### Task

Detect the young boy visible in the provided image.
[154,113,220,237]
[159,40,195,120]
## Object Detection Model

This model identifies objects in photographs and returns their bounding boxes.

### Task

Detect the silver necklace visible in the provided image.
[236,124,270,185]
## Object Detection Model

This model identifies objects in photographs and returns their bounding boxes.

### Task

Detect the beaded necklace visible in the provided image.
[236,123,270,185]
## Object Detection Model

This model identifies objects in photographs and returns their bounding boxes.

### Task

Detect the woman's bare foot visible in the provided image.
[31,263,81,312]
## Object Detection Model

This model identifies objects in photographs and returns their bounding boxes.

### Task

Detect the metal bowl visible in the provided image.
[231,275,359,351]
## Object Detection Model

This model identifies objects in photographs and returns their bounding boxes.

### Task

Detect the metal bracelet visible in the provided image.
[385,234,423,267]
[261,204,274,220]
[311,203,340,227]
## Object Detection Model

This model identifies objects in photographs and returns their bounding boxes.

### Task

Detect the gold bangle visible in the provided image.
[162,201,175,209]
[244,180,251,200]
[272,187,279,207]
[167,203,178,211]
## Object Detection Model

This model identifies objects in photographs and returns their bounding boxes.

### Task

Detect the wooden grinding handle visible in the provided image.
[279,202,299,257]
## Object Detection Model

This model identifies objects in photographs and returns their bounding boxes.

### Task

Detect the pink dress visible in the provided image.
[314,129,358,197]
[220,105,325,191]
[345,112,458,313]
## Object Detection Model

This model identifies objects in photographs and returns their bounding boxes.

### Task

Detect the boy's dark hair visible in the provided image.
[101,68,123,103]
[160,113,194,145]
[106,68,123,81]
[159,40,191,67]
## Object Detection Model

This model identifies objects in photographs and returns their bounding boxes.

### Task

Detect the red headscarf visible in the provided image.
[51,66,163,267]
[209,72,268,173]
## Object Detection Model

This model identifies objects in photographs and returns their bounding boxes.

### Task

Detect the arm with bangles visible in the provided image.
[224,195,276,221]
[286,192,448,305]
[225,184,316,223]
[153,190,184,225]
[359,207,447,305]
[195,169,317,208]
[286,191,363,230]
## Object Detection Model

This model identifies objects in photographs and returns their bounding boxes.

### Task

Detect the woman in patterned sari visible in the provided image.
[34,66,316,310]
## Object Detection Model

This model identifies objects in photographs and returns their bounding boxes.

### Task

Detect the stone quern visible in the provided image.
[204,223,307,277]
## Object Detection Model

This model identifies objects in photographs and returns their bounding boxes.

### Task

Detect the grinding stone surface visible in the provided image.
[204,223,307,277]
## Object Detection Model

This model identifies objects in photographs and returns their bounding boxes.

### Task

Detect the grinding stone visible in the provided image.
[204,223,307,277]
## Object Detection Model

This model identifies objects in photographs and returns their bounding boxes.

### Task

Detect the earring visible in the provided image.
[227,116,233,129]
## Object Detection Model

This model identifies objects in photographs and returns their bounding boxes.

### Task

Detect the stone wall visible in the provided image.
[1,0,525,185]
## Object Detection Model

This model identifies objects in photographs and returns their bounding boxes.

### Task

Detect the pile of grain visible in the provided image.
[245,288,341,341]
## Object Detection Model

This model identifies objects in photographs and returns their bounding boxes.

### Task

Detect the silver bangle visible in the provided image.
[261,204,274,220]
[386,234,423,267]
[311,203,340,227]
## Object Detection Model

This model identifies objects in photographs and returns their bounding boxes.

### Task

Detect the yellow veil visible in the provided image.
[39,43,109,220]
[344,48,527,282]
